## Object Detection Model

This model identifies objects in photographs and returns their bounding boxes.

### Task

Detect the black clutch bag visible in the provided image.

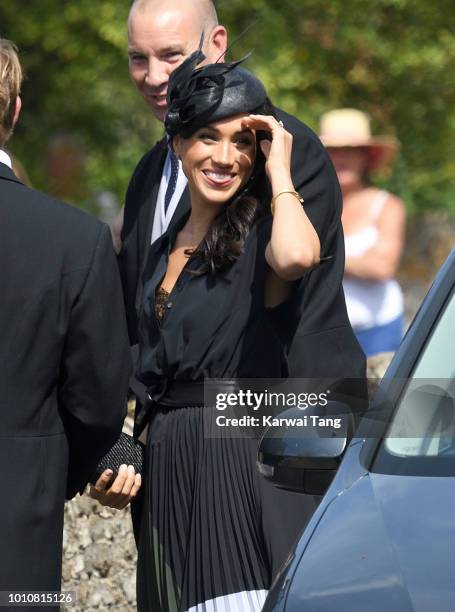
[90,432,144,485]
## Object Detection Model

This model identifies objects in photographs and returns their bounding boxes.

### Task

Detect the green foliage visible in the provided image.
[0,0,162,210]
[1,0,454,214]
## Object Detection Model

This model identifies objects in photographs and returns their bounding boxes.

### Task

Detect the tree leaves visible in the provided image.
[1,0,453,213]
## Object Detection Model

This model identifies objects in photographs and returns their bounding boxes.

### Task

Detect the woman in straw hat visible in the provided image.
[320,108,406,357]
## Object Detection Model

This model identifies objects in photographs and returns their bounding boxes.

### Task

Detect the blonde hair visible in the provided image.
[0,38,23,146]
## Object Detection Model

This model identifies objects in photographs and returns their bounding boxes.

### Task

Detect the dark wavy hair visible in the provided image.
[165,49,274,275]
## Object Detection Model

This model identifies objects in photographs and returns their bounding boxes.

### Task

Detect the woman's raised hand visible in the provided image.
[241,114,293,191]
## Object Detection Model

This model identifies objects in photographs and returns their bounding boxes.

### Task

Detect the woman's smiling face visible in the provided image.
[173,114,256,206]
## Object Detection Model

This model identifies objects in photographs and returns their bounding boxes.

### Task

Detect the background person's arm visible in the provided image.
[345,194,406,281]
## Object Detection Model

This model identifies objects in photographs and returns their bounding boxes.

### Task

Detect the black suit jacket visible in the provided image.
[0,163,131,597]
[119,109,366,387]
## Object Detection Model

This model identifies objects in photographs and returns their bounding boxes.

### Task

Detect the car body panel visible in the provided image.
[263,250,455,611]
[283,471,413,611]
[281,460,455,610]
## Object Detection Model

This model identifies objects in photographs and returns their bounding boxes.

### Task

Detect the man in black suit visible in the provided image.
[0,38,134,600]
[118,0,366,384]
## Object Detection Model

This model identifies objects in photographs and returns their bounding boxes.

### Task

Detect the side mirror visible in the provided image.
[256,401,353,495]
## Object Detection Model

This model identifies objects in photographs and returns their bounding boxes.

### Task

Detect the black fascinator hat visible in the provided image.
[165,48,268,139]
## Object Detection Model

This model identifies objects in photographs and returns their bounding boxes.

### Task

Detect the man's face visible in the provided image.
[128,5,226,122]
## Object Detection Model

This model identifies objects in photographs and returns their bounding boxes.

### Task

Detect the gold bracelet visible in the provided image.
[270,189,304,215]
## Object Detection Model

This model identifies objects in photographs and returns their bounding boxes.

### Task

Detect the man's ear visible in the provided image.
[13,96,21,128]
[208,25,228,62]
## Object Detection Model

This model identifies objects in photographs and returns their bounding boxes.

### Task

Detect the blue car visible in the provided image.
[258,249,455,611]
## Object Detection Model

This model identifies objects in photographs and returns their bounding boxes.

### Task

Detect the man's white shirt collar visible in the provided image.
[151,146,187,244]
[0,149,12,168]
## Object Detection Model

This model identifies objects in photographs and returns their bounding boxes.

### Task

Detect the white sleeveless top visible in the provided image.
[343,190,403,330]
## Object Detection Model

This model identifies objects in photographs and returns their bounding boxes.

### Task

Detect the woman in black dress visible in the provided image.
[136,51,321,612]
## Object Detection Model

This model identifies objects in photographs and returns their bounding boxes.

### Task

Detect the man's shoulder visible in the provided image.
[274,107,323,149]
[1,179,105,250]
[130,138,167,183]
[274,106,338,189]
[34,186,103,234]
[122,137,167,228]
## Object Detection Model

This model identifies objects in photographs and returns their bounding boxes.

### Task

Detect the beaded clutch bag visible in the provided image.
[90,432,144,485]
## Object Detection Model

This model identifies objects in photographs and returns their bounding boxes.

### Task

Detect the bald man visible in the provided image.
[110,0,224,251]
[128,0,223,123]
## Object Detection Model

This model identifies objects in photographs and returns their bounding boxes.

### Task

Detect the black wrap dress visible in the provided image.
[136,212,318,612]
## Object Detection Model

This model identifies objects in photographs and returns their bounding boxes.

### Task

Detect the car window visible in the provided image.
[409,290,455,380]
[373,288,455,475]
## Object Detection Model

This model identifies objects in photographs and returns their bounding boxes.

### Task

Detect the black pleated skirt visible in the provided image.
[136,405,318,612]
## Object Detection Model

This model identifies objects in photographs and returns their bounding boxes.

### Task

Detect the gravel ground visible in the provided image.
[62,411,137,611]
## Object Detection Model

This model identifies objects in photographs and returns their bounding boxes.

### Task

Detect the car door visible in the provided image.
[264,250,455,612]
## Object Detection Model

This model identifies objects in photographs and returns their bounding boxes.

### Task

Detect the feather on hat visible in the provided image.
[165,49,267,139]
